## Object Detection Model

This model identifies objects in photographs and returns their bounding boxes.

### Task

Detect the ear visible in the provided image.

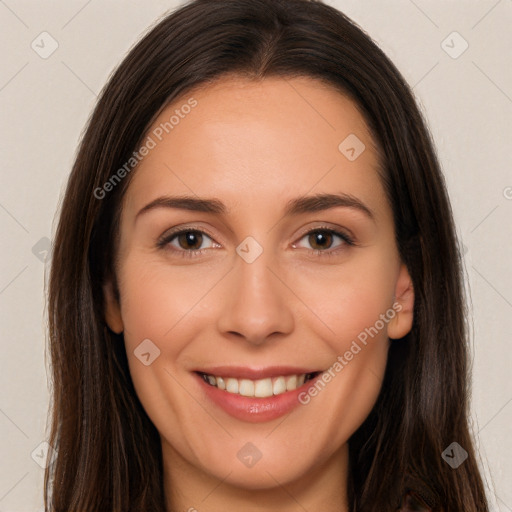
[387,263,414,340]
[103,280,124,334]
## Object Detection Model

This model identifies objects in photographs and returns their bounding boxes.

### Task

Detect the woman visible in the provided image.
[45,0,490,510]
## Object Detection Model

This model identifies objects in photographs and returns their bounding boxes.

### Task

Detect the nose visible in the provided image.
[216,248,295,346]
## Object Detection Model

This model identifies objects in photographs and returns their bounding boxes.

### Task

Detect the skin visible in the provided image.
[104,75,414,512]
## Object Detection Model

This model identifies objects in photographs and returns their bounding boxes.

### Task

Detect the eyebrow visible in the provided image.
[135,192,375,221]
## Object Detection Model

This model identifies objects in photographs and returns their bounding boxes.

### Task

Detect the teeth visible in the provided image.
[216,376,226,390]
[239,379,254,397]
[225,378,239,394]
[202,372,314,398]
[286,375,297,391]
[254,378,273,398]
[272,376,286,395]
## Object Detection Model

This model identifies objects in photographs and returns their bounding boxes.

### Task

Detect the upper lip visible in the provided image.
[193,366,322,380]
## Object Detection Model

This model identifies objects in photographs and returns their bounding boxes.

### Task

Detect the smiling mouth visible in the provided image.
[197,371,321,398]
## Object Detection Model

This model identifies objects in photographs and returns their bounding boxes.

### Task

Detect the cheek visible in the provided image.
[117,253,222,346]
[290,252,397,437]
[115,256,218,460]
[115,256,198,409]
[114,253,230,431]
[305,337,389,461]
[296,284,393,455]
[291,249,399,347]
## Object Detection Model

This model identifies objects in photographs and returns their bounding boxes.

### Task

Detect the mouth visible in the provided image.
[193,366,325,423]
[196,371,322,398]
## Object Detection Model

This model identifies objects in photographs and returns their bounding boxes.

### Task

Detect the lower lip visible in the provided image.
[195,373,322,423]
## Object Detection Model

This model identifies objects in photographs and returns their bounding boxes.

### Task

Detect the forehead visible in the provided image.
[123,75,386,220]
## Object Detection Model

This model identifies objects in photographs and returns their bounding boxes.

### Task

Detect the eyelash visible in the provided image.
[156,226,355,259]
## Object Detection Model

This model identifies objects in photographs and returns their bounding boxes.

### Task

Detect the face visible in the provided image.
[104,76,414,495]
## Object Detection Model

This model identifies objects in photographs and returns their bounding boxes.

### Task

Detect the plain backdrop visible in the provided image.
[0,0,511,510]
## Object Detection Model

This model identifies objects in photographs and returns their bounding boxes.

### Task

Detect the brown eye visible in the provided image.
[157,229,218,257]
[307,230,335,250]
[293,228,353,254]
[176,230,204,250]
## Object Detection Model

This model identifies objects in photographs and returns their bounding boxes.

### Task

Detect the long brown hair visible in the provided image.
[45,0,490,510]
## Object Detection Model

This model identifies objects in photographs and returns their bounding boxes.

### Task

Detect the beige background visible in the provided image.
[0,0,511,510]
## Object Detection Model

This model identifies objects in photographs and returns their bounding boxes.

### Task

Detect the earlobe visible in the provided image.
[388,263,414,340]
[103,280,124,334]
